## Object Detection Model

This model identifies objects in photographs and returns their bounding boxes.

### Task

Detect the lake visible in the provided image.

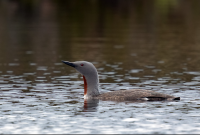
[0,0,200,134]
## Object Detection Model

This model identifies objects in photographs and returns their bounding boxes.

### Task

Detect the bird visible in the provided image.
[62,61,180,101]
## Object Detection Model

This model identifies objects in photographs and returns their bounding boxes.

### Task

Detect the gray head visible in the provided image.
[62,61,98,77]
[62,61,100,97]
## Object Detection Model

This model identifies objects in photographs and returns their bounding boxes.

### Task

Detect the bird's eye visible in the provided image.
[81,64,84,66]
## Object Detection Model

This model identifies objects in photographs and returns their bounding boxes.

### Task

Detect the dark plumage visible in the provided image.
[96,89,179,101]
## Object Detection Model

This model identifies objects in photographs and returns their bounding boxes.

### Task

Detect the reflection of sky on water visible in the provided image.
[0,62,199,133]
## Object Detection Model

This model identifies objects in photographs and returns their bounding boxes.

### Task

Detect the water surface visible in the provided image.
[0,0,200,134]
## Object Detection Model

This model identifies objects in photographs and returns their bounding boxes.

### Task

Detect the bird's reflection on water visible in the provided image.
[82,97,181,112]
[83,98,99,112]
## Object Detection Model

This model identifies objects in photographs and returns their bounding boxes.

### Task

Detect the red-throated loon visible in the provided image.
[62,61,180,101]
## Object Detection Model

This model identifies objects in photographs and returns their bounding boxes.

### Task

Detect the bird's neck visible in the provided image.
[83,75,100,98]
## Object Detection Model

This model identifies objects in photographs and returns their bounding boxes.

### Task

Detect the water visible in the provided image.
[1,0,200,134]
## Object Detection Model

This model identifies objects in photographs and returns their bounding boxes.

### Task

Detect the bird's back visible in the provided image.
[96,89,179,101]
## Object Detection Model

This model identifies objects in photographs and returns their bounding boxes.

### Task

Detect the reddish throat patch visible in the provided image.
[83,76,87,95]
